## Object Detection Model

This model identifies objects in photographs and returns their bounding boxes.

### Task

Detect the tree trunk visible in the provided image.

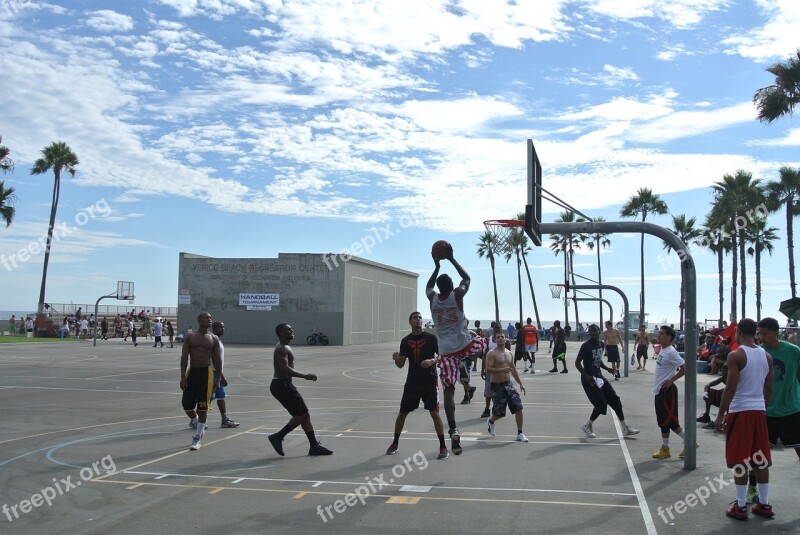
[563,253,569,327]
[569,242,579,327]
[717,247,724,327]
[516,249,523,325]
[739,224,746,319]
[787,200,796,298]
[38,169,61,311]
[521,253,542,328]
[490,254,500,325]
[639,232,645,327]
[596,238,604,327]
[730,217,738,322]
[755,247,762,321]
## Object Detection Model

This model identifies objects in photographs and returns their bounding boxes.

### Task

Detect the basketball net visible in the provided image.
[483,219,526,256]
[548,284,563,299]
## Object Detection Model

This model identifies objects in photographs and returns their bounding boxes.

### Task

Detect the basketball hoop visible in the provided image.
[549,283,564,299]
[483,219,526,256]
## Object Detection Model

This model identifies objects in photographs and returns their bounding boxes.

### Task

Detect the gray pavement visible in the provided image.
[0,337,798,534]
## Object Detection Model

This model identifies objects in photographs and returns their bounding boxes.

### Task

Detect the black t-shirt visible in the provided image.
[399,332,439,386]
[577,338,605,378]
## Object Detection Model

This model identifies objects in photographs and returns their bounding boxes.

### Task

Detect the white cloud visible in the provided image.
[85,10,134,32]
[722,0,800,60]
[749,127,800,148]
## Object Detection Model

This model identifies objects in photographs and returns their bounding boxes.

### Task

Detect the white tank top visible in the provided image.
[430,292,470,355]
[729,345,768,413]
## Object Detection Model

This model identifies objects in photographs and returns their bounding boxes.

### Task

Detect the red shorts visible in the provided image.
[439,341,479,388]
[725,411,772,469]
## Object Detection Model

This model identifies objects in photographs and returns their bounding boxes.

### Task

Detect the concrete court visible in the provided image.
[0,337,798,535]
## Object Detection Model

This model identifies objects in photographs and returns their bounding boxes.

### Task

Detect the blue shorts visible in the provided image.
[491,381,523,417]
[211,371,226,400]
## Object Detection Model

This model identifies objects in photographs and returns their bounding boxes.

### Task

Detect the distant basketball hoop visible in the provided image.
[483,219,526,256]
[549,283,565,299]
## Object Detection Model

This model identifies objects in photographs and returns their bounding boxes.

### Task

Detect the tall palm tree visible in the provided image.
[0,181,16,227]
[30,141,79,313]
[663,214,703,330]
[703,212,730,327]
[0,137,13,173]
[745,220,779,321]
[514,212,542,328]
[711,170,764,319]
[550,211,584,327]
[476,231,501,325]
[765,166,800,298]
[620,187,668,328]
[582,216,611,327]
[505,228,526,325]
[753,49,800,123]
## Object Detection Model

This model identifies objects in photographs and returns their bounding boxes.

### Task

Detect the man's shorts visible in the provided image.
[400,382,439,413]
[704,386,723,407]
[491,381,523,417]
[182,367,214,412]
[525,344,537,353]
[766,412,800,448]
[459,357,472,383]
[211,371,226,401]
[553,341,566,361]
[725,410,772,469]
[606,345,620,363]
[439,355,462,388]
[637,345,648,360]
[654,384,681,433]
[270,378,309,417]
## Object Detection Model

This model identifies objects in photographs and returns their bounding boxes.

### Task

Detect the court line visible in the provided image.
[613,413,658,535]
[92,479,640,508]
[119,469,637,497]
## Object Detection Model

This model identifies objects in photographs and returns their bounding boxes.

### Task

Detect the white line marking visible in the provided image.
[613,413,658,535]
[312,481,324,488]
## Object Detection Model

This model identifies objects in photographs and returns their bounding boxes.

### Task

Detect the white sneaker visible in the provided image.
[487,418,496,436]
[190,437,201,450]
[581,423,596,438]
[516,432,529,442]
[530,368,536,375]
[622,424,640,436]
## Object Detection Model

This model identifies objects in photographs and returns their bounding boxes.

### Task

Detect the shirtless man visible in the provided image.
[635,325,650,370]
[604,321,622,379]
[180,311,223,451]
[485,331,528,442]
[268,323,332,457]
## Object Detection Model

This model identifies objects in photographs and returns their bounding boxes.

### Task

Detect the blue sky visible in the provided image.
[0,0,798,327]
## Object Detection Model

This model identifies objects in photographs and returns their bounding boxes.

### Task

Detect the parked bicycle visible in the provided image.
[307,328,329,346]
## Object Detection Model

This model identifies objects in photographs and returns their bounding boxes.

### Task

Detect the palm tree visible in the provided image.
[0,181,16,227]
[663,214,703,330]
[514,212,542,328]
[505,228,526,325]
[765,166,800,298]
[0,137,13,173]
[477,231,501,325]
[550,211,584,326]
[620,187,668,328]
[711,170,764,319]
[30,141,79,313]
[582,217,611,327]
[753,49,800,123]
[745,220,779,321]
[703,212,730,327]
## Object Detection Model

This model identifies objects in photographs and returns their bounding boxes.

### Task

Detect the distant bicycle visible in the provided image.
[307,328,329,346]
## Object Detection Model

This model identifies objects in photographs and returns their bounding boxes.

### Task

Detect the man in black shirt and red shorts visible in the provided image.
[387,311,449,460]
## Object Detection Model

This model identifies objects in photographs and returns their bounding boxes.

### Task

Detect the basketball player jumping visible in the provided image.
[427,243,478,455]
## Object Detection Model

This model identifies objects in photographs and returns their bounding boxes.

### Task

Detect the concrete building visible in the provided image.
[177,252,418,345]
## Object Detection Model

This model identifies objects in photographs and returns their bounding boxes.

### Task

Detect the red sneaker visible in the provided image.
[726,501,748,521]
[751,502,774,518]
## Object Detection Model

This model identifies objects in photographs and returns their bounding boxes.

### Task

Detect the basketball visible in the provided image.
[431,240,452,260]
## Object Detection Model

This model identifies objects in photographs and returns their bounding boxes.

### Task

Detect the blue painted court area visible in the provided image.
[0,340,798,534]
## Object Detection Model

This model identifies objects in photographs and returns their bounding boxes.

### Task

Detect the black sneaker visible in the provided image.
[460,397,471,405]
[386,442,399,455]
[309,442,333,456]
[548,368,558,373]
[697,414,711,423]
[450,429,462,455]
[268,434,285,456]
[560,369,568,373]
[480,409,490,418]
[468,386,476,400]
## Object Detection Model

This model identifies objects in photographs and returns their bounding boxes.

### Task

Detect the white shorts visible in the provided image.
[525,344,537,353]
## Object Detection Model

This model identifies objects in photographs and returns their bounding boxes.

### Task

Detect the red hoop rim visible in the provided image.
[483,219,525,228]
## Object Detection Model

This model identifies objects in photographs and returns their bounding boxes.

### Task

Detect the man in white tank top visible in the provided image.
[714,318,775,520]
[426,244,472,456]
